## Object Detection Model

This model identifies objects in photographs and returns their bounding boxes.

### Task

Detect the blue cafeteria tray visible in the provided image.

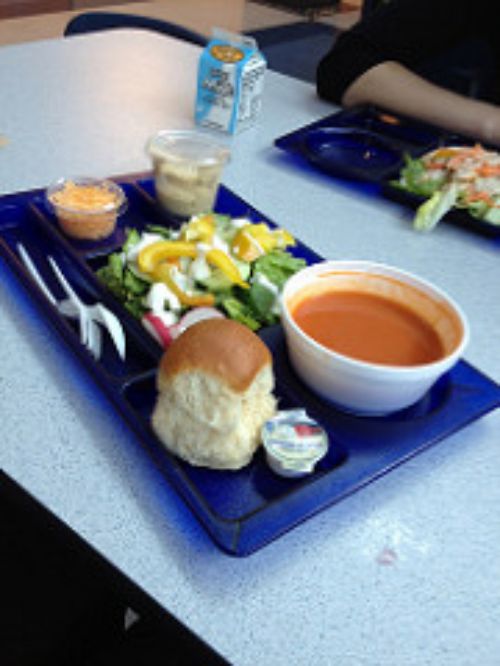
[1,176,499,556]
[274,105,441,182]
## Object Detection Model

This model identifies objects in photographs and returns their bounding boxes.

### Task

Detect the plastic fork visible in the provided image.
[58,299,125,360]
[47,256,94,350]
[17,243,94,352]
[16,244,125,360]
[48,256,125,360]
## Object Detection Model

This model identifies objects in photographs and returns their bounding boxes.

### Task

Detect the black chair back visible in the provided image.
[64,11,207,47]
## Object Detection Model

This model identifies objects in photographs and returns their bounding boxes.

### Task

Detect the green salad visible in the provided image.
[392,144,500,231]
[96,212,306,337]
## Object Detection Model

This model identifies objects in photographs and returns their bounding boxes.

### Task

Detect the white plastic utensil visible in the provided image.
[17,243,125,361]
[52,267,126,360]
[47,256,91,349]
[89,303,126,360]
[48,257,124,361]
[18,243,94,353]
[88,315,103,360]
[58,299,102,360]
[17,243,58,307]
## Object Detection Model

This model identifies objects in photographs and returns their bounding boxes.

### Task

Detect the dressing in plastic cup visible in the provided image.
[146,130,230,219]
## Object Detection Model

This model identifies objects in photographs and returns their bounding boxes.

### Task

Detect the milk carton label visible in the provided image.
[195,32,266,134]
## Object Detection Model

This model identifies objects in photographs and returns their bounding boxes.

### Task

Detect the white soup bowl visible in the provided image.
[280,260,469,416]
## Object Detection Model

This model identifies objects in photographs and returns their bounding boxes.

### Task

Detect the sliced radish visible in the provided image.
[143,307,224,348]
[177,306,225,334]
[142,312,176,349]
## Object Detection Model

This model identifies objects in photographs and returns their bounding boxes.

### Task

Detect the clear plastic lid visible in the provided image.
[146,130,230,167]
[46,176,127,216]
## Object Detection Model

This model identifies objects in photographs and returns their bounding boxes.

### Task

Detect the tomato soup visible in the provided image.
[291,289,444,366]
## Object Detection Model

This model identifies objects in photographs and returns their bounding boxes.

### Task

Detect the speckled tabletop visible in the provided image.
[1,29,499,666]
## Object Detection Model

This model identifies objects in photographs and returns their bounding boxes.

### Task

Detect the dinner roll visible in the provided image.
[151,318,277,470]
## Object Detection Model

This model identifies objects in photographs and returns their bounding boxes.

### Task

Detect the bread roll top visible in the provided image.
[158,318,272,393]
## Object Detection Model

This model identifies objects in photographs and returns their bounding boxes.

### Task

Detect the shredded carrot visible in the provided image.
[465,191,496,207]
[426,162,450,170]
[444,144,485,170]
[476,164,500,177]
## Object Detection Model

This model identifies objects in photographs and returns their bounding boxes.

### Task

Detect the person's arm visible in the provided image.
[342,61,500,147]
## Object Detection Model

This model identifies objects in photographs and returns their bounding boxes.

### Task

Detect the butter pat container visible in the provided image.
[262,409,328,478]
[195,29,266,134]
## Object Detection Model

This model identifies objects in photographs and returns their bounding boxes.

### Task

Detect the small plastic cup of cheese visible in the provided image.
[146,130,230,219]
[46,176,127,240]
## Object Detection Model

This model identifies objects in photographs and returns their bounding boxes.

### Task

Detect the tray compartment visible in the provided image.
[331,106,445,148]
[274,105,443,183]
[118,322,499,556]
[31,181,176,261]
[121,369,349,520]
[0,201,161,384]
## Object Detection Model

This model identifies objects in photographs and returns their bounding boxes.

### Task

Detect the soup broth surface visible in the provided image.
[292,289,444,366]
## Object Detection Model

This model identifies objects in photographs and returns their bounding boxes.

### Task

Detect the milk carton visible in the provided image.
[195,29,266,134]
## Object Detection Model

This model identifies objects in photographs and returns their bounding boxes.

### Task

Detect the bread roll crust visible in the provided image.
[152,318,277,469]
[158,318,272,393]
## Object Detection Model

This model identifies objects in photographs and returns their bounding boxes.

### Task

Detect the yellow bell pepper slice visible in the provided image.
[182,214,215,243]
[153,263,215,307]
[250,224,276,252]
[206,248,248,288]
[231,225,267,262]
[138,240,197,274]
[273,228,295,249]
[231,223,296,262]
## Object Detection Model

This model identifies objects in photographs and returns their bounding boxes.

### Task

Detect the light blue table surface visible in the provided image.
[1,30,499,666]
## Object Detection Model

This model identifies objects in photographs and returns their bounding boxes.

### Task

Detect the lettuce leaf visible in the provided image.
[252,250,306,288]
[97,251,149,318]
[213,214,238,244]
[397,154,446,198]
[123,228,141,252]
[145,224,175,239]
[248,281,277,324]
[413,183,458,231]
[483,206,500,225]
[220,296,261,330]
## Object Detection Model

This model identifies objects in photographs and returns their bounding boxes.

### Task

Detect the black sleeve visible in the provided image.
[316,0,484,104]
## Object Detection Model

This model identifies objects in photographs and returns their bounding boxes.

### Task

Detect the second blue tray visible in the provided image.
[275,105,500,238]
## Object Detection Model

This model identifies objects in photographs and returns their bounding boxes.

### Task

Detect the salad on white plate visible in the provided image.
[393,143,500,231]
[96,212,306,347]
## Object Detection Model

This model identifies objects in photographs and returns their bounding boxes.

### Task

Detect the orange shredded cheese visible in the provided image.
[48,180,124,240]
